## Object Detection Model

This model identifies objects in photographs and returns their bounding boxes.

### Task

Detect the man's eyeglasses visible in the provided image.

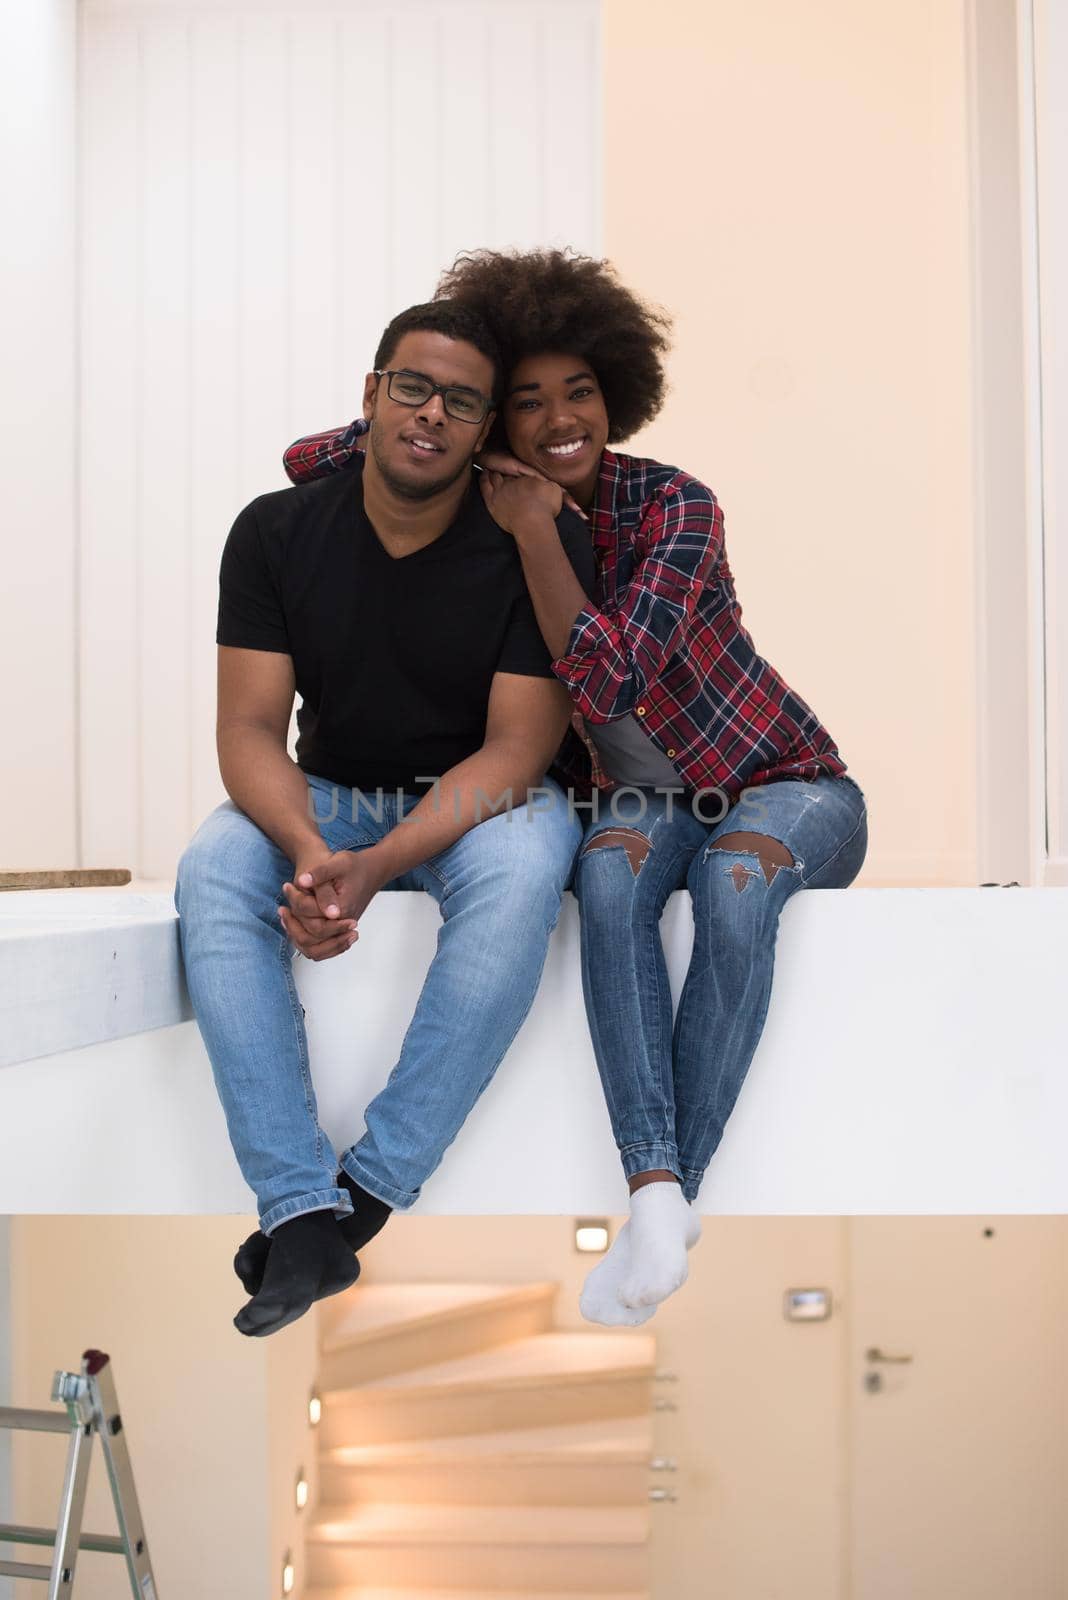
[374,368,494,424]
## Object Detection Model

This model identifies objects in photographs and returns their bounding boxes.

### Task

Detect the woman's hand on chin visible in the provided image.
[481,466,596,538]
[480,470,565,538]
[476,451,587,520]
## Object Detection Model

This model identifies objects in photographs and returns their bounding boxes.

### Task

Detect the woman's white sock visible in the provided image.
[618,1182,701,1309]
[579,1222,656,1327]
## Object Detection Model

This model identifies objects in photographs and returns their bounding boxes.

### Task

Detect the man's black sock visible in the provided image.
[336,1167,393,1250]
[233,1210,359,1338]
[233,1171,392,1297]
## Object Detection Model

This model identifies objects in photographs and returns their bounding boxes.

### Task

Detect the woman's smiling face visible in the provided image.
[503,351,611,510]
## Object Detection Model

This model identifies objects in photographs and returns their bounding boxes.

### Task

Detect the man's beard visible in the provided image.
[369,426,471,502]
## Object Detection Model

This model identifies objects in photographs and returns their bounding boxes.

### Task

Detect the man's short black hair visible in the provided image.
[373,301,504,402]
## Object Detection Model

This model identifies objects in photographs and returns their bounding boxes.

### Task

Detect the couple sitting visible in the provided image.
[174,248,867,1339]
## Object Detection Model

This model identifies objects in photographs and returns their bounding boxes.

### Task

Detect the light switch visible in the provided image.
[783,1287,832,1321]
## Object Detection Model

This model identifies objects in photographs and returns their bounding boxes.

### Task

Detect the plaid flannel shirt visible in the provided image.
[282,422,848,802]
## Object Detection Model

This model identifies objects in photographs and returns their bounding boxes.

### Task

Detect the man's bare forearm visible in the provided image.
[217,724,324,864]
[365,738,560,884]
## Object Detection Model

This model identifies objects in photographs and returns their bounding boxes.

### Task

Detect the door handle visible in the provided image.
[865,1346,914,1364]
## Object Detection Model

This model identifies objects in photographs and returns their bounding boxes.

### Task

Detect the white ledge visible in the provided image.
[0,890,191,1067]
[1,887,1066,1215]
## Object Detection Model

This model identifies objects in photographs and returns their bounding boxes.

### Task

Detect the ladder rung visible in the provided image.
[0,1407,72,1435]
[0,1558,53,1580]
[0,1522,125,1556]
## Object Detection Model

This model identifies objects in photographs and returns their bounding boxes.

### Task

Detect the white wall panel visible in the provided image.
[391,11,444,310]
[0,0,78,874]
[236,20,290,496]
[338,16,393,420]
[80,18,142,870]
[141,18,193,876]
[440,17,493,272]
[79,0,601,879]
[289,25,341,431]
[189,16,241,826]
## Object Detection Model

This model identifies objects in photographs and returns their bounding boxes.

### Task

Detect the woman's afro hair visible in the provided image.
[433,247,672,444]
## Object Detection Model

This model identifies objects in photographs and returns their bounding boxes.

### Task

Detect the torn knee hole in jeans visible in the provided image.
[708,832,800,892]
[582,827,653,878]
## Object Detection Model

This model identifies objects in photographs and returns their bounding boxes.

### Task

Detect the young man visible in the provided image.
[174,301,593,1337]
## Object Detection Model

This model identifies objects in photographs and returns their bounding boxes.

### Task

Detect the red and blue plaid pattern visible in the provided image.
[282,424,847,800]
[284,420,367,482]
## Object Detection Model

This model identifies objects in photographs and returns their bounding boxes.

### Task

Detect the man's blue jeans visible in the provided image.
[572,774,869,1202]
[174,774,581,1232]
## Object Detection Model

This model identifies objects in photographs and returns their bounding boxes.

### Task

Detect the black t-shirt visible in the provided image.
[216,470,595,793]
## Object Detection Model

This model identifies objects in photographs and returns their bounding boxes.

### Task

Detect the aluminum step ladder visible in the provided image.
[0,1349,158,1598]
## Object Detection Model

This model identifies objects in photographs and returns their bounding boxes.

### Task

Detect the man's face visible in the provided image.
[362,331,496,501]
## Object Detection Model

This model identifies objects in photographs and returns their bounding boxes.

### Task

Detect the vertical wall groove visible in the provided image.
[134,21,146,876]
[73,3,87,869]
[184,14,195,844]
[331,13,344,419]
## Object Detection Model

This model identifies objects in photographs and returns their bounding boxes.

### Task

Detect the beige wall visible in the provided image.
[266,1298,320,1600]
[6,1215,315,1600]
[602,0,978,885]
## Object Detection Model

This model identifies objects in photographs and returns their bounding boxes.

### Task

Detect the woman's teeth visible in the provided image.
[545,439,585,458]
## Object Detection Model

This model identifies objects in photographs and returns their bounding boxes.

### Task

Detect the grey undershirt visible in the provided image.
[584,714,683,789]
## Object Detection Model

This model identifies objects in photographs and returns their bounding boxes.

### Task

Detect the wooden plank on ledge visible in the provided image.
[0,870,133,892]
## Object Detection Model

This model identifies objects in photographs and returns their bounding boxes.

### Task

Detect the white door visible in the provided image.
[847,1216,1068,1598]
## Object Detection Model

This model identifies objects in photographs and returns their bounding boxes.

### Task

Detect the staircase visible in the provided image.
[303,1280,655,1599]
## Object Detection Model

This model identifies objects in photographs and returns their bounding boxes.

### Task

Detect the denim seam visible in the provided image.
[619,1138,681,1156]
[619,1142,685,1183]
[260,1188,350,1235]
[644,885,675,1136]
[420,858,451,896]
[278,927,323,1167]
[339,1156,416,1212]
[340,834,380,852]
[577,862,664,1148]
[676,958,779,1181]
[798,808,869,889]
[643,825,713,1139]
[336,1154,396,1209]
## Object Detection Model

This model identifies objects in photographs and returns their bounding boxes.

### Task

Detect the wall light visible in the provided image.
[281,1551,295,1595]
[308,1387,322,1427]
[574,1219,610,1254]
[295,1468,309,1512]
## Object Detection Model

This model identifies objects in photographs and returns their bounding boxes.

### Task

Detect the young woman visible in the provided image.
[283,250,868,1325]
